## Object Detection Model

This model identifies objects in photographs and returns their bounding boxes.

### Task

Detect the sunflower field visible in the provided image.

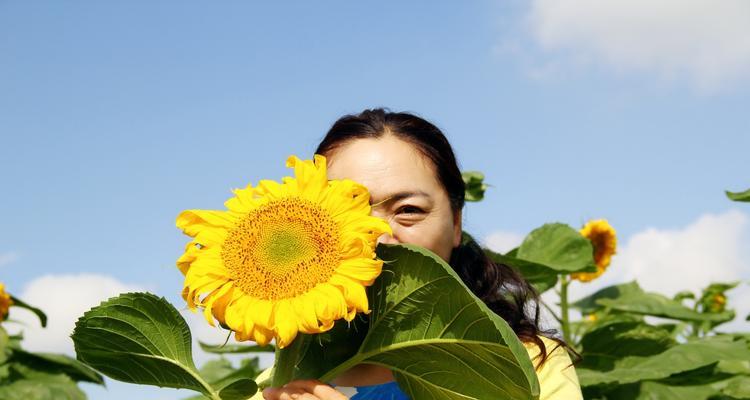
[2,164,749,399]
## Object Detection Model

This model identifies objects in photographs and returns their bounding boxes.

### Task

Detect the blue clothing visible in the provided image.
[342,381,409,400]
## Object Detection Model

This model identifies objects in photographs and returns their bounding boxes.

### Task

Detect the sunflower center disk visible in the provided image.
[222,197,341,300]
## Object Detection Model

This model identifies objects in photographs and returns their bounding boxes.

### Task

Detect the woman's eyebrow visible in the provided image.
[370,190,431,207]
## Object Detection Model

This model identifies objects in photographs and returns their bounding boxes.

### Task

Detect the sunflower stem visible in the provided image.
[560,275,572,345]
[271,335,308,387]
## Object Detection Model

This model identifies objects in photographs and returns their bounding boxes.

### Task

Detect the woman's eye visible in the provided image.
[396,205,424,215]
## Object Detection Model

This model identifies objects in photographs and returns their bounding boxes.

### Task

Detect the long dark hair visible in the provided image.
[316,108,567,368]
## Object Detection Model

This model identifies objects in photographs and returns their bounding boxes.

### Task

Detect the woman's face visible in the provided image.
[326,135,462,262]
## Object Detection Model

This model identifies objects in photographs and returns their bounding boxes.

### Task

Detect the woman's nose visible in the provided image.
[377,232,400,245]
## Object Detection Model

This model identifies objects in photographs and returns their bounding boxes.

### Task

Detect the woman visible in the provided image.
[262,109,582,400]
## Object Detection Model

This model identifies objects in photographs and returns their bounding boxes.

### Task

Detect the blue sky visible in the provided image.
[1,1,749,399]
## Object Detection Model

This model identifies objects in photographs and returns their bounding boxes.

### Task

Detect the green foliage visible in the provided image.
[182,358,263,400]
[573,281,750,399]
[1,295,101,400]
[488,248,559,293]
[726,187,750,202]
[273,244,541,399]
[9,295,47,328]
[462,171,488,202]
[0,368,86,400]
[483,223,597,295]
[72,293,257,400]
[199,342,274,354]
[72,246,541,399]
[516,223,596,275]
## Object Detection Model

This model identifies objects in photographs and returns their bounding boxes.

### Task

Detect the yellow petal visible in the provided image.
[329,275,369,315]
[272,300,300,348]
[176,210,237,236]
[335,258,383,284]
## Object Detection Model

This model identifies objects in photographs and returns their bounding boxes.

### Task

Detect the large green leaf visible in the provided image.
[572,281,644,315]
[578,339,750,387]
[516,223,596,274]
[596,291,734,323]
[72,292,255,400]
[726,188,750,202]
[486,248,558,294]
[309,244,541,399]
[0,371,86,400]
[588,374,750,400]
[577,321,675,371]
[571,281,733,323]
[12,349,104,384]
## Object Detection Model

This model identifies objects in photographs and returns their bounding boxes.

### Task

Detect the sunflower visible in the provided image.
[0,283,12,322]
[176,155,391,348]
[709,293,727,313]
[571,219,617,283]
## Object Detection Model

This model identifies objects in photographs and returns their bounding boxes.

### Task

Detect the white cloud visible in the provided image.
[0,252,19,268]
[526,0,750,91]
[10,274,144,354]
[483,231,525,254]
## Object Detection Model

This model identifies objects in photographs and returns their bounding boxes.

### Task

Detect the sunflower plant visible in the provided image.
[0,283,103,400]
[491,186,750,399]
[72,156,541,400]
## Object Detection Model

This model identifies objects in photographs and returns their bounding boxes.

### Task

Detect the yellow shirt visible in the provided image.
[250,336,582,399]
[524,336,583,400]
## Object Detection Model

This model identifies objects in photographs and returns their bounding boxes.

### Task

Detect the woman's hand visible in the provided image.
[262,380,349,400]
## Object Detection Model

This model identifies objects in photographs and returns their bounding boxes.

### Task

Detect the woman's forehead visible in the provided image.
[325,136,442,198]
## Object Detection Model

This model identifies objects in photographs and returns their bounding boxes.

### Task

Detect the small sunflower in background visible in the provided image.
[0,283,12,322]
[708,293,727,313]
[571,219,617,283]
[176,155,391,348]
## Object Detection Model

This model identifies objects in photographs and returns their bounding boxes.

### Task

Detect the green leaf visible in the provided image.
[572,281,644,315]
[596,290,734,322]
[218,379,258,400]
[310,244,541,399]
[198,357,262,391]
[462,171,488,202]
[199,341,274,354]
[12,349,104,384]
[726,188,750,202]
[635,381,724,400]
[197,359,236,383]
[9,295,47,327]
[672,290,695,303]
[0,371,86,400]
[0,326,8,364]
[516,223,596,274]
[578,321,675,371]
[721,375,750,398]
[72,292,241,399]
[578,339,750,387]
[487,249,558,294]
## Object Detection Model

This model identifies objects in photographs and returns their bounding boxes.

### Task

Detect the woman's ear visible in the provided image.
[452,210,463,248]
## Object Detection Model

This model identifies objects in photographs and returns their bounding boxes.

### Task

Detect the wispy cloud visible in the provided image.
[523,0,750,92]
[0,252,20,268]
